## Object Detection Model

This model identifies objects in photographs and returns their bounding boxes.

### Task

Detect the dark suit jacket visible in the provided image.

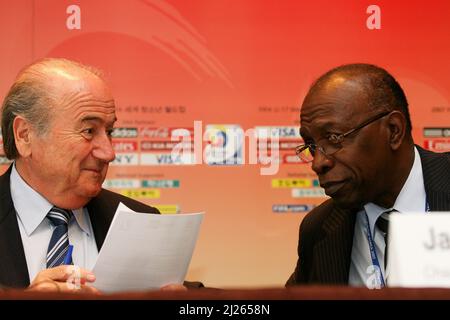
[286,146,450,285]
[0,165,160,288]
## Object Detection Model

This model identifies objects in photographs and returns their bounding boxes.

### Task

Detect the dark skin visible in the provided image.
[299,74,415,210]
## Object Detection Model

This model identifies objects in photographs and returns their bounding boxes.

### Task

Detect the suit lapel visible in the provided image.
[0,166,30,287]
[86,191,115,251]
[87,201,110,252]
[417,146,450,211]
[312,205,357,283]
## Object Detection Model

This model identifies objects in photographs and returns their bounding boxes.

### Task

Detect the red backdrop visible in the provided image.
[0,0,449,287]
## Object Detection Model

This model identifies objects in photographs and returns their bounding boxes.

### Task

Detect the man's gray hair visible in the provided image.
[1,58,103,159]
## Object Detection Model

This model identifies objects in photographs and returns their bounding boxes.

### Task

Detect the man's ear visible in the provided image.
[386,111,407,151]
[13,116,33,158]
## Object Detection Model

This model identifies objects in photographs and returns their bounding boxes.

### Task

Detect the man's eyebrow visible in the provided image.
[81,116,117,124]
[81,116,101,122]
[310,120,345,132]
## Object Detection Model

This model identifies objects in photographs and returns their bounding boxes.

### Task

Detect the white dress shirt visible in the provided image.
[348,147,427,287]
[11,164,98,283]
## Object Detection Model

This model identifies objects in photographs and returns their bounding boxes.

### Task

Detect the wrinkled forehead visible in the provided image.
[299,106,346,138]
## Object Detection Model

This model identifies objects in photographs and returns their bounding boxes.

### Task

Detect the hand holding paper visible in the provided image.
[92,203,204,292]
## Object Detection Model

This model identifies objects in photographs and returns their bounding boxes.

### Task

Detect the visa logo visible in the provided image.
[255,126,301,139]
[140,153,195,165]
[157,154,180,164]
[274,127,297,137]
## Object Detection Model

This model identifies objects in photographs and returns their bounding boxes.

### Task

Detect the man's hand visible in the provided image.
[27,265,100,294]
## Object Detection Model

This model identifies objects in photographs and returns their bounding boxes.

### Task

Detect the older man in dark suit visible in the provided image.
[287,64,450,287]
[0,58,192,293]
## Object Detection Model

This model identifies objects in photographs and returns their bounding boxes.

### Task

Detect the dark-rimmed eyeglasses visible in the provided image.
[295,110,392,163]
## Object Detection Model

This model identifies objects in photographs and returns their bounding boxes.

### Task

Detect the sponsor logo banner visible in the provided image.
[272,204,315,213]
[110,153,139,166]
[112,141,138,152]
[283,154,304,164]
[120,189,161,199]
[279,140,302,150]
[139,127,170,139]
[103,179,140,189]
[140,153,195,165]
[154,205,180,214]
[423,127,450,138]
[141,180,180,188]
[103,179,181,189]
[257,153,281,164]
[141,140,193,151]
[423,139,450,152]
[204,124,243,165]
[257,140,302,150]
[139,127,194,139]
[255,126,301,139]
[111,127,138,138]
[291,188,327,198]
[271,179,311,188]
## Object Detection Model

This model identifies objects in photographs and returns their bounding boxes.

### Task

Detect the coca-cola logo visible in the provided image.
[139,127,170,138]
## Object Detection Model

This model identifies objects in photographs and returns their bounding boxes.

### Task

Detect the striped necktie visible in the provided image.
[46,206,73,268]
[376,209,397,269]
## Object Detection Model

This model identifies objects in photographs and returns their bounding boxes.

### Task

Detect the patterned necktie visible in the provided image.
[46,206,73,268]
[376,209,396,269]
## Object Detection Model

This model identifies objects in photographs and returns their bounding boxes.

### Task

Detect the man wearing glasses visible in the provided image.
[286,64,450,287]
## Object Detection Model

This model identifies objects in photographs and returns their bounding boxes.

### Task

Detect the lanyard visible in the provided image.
[364,212,385,288]
[364,199,430,288]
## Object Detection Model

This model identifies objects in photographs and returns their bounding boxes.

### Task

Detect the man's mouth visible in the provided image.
[84,168,103,174]
[320,180,347,196]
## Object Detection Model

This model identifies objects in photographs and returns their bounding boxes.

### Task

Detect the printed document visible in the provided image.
[92,203,204,292]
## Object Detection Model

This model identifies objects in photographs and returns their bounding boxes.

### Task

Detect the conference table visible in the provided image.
[1,285,449,299]
[1,286,448,318]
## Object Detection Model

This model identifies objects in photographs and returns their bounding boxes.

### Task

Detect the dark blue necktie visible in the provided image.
[46,206,73,268]
[376,209,396,269]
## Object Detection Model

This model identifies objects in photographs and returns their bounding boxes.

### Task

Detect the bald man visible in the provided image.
[287,64,450,287]
[0,58,177,293]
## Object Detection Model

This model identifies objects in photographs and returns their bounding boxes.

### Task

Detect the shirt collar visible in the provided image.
[363,203,387,238]
[10,163,91,237]
[392,146,426,213]
[363,146,427,237]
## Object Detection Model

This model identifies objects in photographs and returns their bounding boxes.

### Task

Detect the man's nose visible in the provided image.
[311,150,334,175]
[92,134,116,163]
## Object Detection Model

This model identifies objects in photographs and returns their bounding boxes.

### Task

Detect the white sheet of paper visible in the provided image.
[92,203,204,292]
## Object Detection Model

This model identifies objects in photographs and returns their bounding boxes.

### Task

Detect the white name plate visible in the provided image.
[389,212,450,287]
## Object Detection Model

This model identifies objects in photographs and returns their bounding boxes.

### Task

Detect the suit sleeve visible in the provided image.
[286,217,311,286]
[285,201,329,286]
